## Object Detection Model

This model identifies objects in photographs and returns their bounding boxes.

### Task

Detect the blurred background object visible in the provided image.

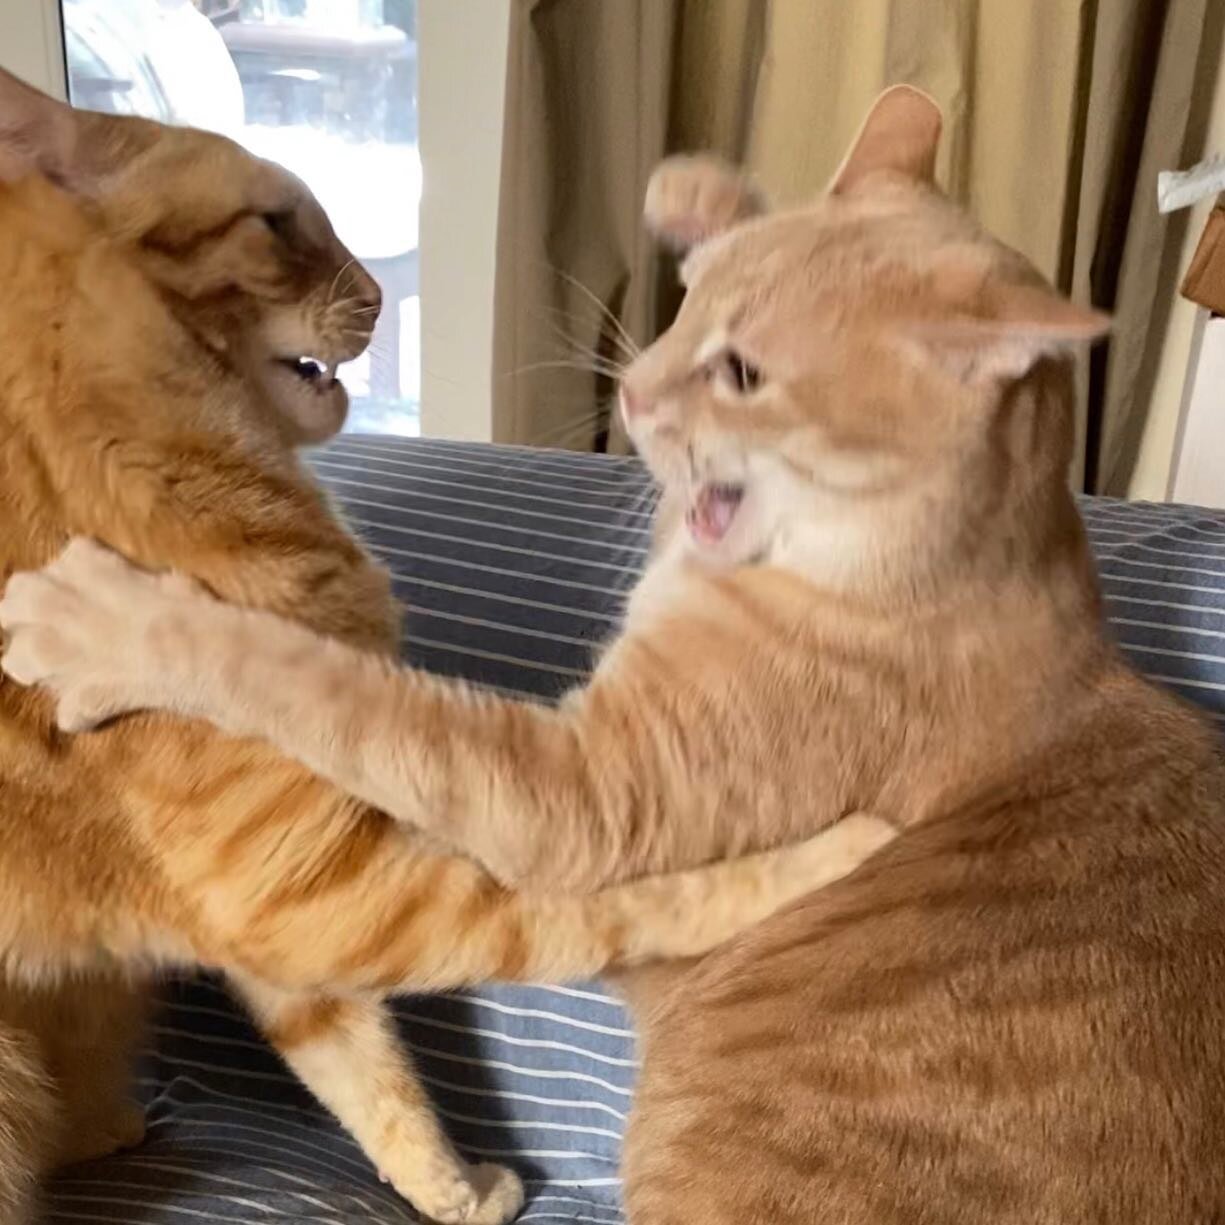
[62,0,420,435]
[64,0,244,129]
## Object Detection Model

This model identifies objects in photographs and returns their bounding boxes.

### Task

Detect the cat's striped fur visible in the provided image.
[17,88,1225,1223]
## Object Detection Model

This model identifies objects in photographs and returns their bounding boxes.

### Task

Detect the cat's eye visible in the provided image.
[720,349,763,394]
[261,211,295,242]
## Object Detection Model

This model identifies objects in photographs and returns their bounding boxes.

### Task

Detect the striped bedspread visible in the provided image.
[46,436,1225,1224]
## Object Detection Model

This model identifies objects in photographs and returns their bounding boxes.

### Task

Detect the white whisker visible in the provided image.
[522,408,611,450]
[327,258,357,309]
[541,305,638,365]
[512,359,627,380]
[549,266,641,360]
[536,305,635,371]
[529,315,631,385]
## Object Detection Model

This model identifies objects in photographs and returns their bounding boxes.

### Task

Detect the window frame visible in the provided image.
[0,2,67,98]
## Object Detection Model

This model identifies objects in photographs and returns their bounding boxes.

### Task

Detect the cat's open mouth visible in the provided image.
[687,482,745,544]
[264,351,350,443]
[278,355,338,389]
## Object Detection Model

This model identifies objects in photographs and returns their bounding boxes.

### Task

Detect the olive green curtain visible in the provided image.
[492,0,1222,492]
[491,0,684,452]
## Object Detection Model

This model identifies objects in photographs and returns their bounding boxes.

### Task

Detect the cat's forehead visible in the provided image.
[133,124,329,242]
[680,211,823,289]
[681,191,988,320]
[167,127,301,206]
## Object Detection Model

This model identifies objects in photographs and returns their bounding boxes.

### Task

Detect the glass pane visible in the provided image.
[62,0,420,436]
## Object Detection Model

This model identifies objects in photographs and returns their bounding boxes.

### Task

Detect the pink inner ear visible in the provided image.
[829,85,943,195]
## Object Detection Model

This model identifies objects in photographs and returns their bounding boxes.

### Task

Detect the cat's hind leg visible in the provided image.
[36,973,148,1169]
[0,1022,56,1225]
[234,978,524,1225]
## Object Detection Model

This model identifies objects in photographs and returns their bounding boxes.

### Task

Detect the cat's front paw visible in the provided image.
[411,1162,524,1225]
[645,154,764,250]
[779,812,898,896]
[459,1163,525,1225]
[0,537,198,730]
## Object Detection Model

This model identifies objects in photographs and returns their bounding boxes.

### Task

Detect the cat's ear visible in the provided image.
[0,69,151,192]
[908,282,1111,381]
[645,154,766,252]
[829,85,943,195]
[0,68,81,185]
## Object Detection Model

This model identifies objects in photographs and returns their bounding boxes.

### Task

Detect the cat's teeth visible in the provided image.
[279,355,339,389]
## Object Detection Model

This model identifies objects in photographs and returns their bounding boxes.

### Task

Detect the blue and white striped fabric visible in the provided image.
[46,436,1225,1224]
[1084,499,1225,733]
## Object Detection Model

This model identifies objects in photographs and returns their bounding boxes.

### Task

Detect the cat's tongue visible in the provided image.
[687,483,744,545]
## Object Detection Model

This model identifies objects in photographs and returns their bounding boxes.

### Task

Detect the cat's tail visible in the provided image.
[0,1024,55,1225]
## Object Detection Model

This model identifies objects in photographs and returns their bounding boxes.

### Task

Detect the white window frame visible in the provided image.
[417,0,508,441]
[1169,311,1225,510]
[1,0,509,443]
[0,1,67,98]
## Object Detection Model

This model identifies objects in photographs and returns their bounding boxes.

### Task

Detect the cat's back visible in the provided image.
[0,174,395,965]
[0,179,187,898]
[626,690,1225,1224]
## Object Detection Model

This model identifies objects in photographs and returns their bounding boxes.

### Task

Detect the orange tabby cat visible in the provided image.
[0,70,894,1225]
[15,87,1225,1223]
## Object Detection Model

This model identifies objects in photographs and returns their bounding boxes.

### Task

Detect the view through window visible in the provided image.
[63,0,421,435]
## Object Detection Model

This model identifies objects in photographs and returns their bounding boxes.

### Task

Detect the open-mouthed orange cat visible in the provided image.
[0,68,892,1225]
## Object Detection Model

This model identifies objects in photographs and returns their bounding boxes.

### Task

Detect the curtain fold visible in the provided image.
[492,0,679,451]
[493,0,1221,493]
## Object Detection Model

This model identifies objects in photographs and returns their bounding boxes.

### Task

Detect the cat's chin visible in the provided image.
[263,357,350,444]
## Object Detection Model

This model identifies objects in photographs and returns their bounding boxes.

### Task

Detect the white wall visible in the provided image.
[417,0,510,441]
[1169,316,1225,508]
[1131,59,1225,500]
[0,2,66,96]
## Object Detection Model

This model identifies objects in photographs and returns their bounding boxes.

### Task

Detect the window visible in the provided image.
[61,0,421,436]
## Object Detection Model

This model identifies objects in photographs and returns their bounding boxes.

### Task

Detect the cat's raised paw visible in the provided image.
[644,154,764,251]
